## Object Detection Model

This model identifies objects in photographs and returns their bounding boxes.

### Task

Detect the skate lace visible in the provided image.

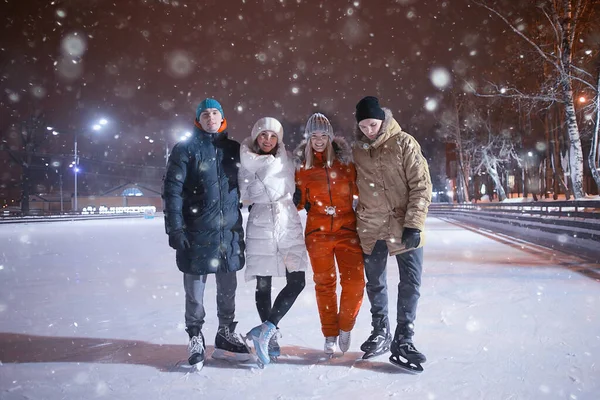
[268,329,281,346]
[222,326,244,346]
[338,330,351,346]
[188,335,204,354]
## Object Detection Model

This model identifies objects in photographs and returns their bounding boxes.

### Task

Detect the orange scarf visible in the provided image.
[194,118,228,133]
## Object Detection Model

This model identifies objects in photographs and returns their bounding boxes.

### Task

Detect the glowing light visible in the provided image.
[430,67,451,89]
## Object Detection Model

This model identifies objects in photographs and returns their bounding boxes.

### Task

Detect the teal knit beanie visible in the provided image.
[196,98,224,120]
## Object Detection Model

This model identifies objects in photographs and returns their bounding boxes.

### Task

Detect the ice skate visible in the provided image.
[389,340,426,374]
[186,326,206,371]
[245,321,278,368]
[338,329,351,354]
[324,336,337,359]
[361,329,391,359]
[268,328,281,362]
[212,322,252,362]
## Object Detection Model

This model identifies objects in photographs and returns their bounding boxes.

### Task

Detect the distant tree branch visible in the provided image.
[472,0,563,76]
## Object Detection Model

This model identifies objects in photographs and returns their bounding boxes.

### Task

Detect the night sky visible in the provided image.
[1,0,523,202]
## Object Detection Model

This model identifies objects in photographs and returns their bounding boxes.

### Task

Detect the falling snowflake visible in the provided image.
[61,33,87,57]
[430,67,451,89]
[424,98,438,112]
[166,50,194,78]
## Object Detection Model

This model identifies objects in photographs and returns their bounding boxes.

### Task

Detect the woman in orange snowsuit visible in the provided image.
[294,113,365,357]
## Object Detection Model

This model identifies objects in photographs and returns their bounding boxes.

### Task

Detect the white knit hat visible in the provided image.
[304,113,333,139]
[251,117,284,142]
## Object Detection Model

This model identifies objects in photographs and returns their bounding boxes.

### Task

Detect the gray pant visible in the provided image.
[364,240,423,338]
[183,271,237,330]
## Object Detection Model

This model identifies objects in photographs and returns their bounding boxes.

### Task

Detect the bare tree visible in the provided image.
[589,57,600,189]
[471,110,522,201]
[473,0,599,198]
[0,114,49,215]
[437,92,475,203]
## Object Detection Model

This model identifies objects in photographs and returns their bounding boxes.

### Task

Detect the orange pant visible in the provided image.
[306,230,365,337]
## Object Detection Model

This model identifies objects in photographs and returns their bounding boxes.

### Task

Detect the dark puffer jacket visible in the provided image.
[162,123,245,275]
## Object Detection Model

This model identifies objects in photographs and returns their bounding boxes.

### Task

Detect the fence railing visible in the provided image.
[429,200,600,246]
[430,200,600,220]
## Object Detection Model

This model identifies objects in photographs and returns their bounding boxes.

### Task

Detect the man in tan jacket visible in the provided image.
[352,96,432,373]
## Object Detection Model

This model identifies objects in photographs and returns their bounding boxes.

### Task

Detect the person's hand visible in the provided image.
[293,187,302,206]
[401,228,421,249]
[168,230,191,250]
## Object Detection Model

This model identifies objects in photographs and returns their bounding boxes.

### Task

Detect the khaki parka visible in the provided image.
[352,108,432,256]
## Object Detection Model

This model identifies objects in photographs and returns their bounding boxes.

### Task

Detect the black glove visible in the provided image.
[293,187,302,206]
[248,204,253,212]
[401,227,421,249]
[168,229,191,250]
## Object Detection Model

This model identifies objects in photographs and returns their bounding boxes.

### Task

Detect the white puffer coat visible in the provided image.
[239,137,308,281]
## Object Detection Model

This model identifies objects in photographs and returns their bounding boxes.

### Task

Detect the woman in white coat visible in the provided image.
[239,117,308,367]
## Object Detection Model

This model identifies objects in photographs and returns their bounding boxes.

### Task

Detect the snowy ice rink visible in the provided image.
[0,213,599,400]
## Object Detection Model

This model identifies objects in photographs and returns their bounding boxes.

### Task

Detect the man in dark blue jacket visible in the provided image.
[162,98,249,369]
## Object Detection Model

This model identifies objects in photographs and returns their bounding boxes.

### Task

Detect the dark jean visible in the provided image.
[363,240,424,339]
[183,271,238,330]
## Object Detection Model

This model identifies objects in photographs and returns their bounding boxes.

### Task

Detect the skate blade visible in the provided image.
[362,349,389,359]
[186,361,203,373]
[241,333,268,368]
[389,354,424,374]
[211,348,253,362]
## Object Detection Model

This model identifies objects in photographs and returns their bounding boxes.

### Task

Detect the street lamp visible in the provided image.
[47,118,108,213]
[145,130,191,166]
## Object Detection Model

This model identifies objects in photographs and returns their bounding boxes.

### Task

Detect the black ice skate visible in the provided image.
[389,340,426,374]
[186,326,206,370]
[360,329,392,359]
[212,321,252,362]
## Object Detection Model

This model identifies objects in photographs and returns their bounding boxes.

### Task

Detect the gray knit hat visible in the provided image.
[304,113,333,139]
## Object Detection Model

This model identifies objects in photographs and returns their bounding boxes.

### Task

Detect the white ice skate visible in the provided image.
[324,336,337,359]
[338,330,351,354]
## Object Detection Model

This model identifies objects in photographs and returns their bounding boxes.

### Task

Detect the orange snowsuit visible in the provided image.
[295,139,365,337]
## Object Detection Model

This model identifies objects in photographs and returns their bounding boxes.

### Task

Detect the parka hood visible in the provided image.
[354,108,403,149]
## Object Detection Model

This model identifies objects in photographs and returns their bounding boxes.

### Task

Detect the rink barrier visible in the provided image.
[429,200,600,239]
[0,206,161,224]
[429,200,600,263]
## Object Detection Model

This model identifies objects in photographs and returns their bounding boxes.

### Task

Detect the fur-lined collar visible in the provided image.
[293,136,353,169]
[240,136,288,174]
[354,108,402,149]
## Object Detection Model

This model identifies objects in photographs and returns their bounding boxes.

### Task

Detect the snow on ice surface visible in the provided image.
[0,213,599,399]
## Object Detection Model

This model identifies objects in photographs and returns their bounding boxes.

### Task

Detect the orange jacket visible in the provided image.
[295,137,359,236]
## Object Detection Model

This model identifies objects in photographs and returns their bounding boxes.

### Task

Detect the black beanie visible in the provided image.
[355,96,385,123]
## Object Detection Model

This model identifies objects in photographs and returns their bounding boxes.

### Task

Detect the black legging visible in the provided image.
[255,271,306,326]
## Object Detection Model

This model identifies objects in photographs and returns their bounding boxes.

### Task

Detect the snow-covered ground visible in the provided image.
[0,213,599,400]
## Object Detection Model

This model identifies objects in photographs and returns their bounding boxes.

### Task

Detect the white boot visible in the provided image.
[324,336,337,358]
[338,330,351,353]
